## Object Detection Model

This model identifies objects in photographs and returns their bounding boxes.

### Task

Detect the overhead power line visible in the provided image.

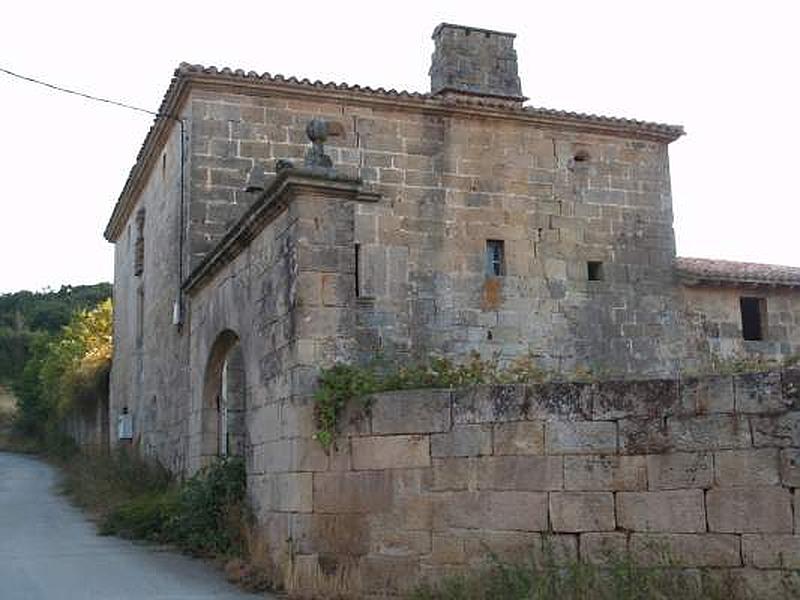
[0,65,160,117]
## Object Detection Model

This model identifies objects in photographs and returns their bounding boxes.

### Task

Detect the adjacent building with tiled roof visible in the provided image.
[676,257,800,288]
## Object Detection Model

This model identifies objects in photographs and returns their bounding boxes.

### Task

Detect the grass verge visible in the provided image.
[409,542,800,600]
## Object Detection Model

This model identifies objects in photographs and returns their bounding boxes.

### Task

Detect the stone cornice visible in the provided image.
[182,168,378,295]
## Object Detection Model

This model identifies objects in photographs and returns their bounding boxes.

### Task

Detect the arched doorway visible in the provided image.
[202,330,247,459]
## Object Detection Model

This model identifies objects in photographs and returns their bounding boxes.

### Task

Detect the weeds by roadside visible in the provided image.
[57,450,275,592]
[408,542,788,600]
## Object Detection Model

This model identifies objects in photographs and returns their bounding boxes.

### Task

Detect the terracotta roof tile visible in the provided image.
[676,257,800,287]
[175,63,684,137]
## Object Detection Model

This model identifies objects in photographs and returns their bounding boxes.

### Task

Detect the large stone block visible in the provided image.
[462,531,577,565]
[579,532,628,564]
[678,376,734,415]
[313,471,393,513]
[751,412,800,448]
[783,367,800,402]
[734,370,786,413]
[431,425,492,457]
[371,529,432,558]
[549,492,615,532]
[431,457,475,492]
[564,455,647,491]
[714,448,780,487]
[429,533,466,565]
[452,385,529,424]
[477,456,563,491]
[647,452,713,490]
[742,534,800,568]
[351,435,430,470]
[667,414,752,451]
[780,449,800,486]
[370,389,451,434]
[616,490,706,532]
[592,379,678,420]
[545,421,617,455]
[630,533,741,567]
[434,491,548,532]
[527,382,592,419]
[256,472,313,513]
[493,421,545,455]
[290,513,370,556]
[707,487,792,533]
[618,417,671,454]
[724,568,800,599]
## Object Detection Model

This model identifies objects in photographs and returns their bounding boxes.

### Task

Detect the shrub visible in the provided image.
[167,457,247,556]
[101,490,178,540]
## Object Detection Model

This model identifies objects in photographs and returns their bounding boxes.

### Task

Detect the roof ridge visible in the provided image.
[175,62,684,135]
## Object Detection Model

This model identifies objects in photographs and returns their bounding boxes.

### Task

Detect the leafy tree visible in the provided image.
[0,283,111,385]
[12,299,113,439]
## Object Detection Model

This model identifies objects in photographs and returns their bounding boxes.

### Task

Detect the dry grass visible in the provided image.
[0,384,16,416]
[0,384,17,448]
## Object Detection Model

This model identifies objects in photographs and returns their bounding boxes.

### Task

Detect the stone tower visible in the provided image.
[429,23,525,101]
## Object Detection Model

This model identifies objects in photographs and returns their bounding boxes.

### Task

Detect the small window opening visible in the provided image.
[354,243,361,297]
[587,261,604,281]
[134,208,145,277]
[740,297,767,341]
[161,153,167,179]
[574,150,590,163]
[486,240,505,277]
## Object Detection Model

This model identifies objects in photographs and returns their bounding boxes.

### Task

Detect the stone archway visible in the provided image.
[202,330,247,460]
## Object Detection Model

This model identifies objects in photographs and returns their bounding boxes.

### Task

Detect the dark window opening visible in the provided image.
[574,150,590,163]
[354,243,361,297]
[740,297,767,341]
[161,153,167,179]
[587,261,604,281]
[134,208,145,277]
[486,240,505,277]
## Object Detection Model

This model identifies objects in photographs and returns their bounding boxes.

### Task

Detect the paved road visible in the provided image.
[0,452,267,600]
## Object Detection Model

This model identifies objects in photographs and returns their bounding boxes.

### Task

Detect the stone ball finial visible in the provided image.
[305,118,345,144]
[304,119,345,169]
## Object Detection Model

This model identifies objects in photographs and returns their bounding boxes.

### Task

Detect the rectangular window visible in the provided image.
[486,240,505,277]
[134,208,145,277]
[587,261,604,281]
[354,243,361,298]
[740,297,767,341]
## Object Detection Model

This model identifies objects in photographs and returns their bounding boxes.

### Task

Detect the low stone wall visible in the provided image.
[280,368,800,598]
[61,396,109,453]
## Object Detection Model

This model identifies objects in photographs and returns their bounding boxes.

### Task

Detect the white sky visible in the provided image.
[1,0,798,294]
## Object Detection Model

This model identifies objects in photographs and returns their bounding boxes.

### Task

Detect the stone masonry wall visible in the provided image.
[110,116,191,472]
[187,86,682,377]
[682,285,800,364]
[279,369,800,598]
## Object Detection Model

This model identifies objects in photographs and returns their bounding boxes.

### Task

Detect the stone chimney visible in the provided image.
[429,23,525,102]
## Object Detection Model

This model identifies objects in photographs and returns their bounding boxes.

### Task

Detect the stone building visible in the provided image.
[103,23,800,595]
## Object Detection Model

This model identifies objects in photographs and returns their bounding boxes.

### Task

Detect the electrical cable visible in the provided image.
[0,65,161,117]
[0,64,188,325]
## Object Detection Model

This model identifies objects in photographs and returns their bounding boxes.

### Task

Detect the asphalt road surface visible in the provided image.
[0,452,267,600]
